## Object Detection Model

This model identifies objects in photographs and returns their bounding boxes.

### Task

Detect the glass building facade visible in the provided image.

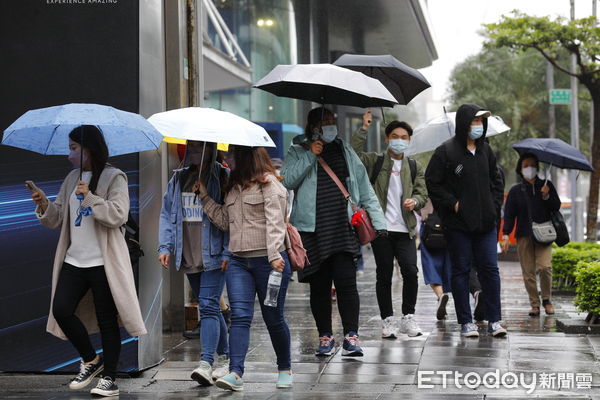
[205,0,298,126]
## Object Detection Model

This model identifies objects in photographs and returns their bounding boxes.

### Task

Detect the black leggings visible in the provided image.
[309,252,359,336]
[52,263,121,379]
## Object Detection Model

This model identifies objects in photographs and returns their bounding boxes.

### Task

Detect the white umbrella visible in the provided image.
[148,107,276,148]
[254,64,397,108]
[406,112,510,156]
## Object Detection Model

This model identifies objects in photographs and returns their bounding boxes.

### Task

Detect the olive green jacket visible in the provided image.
[350,128,428,238]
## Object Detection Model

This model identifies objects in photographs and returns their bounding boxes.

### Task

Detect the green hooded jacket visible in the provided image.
[350,128,428,238]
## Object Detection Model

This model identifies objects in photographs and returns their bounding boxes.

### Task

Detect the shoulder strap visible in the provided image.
[370,154,385,185]
[316,157,352,203]
[520,183,534,225]
[408,157,416,183]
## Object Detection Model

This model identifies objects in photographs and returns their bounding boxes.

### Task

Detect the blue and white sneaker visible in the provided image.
[461,322,479,337]
[488,321,507,337]
[215,372,243,391]
[342,332,363,357]
[315,334,335,356]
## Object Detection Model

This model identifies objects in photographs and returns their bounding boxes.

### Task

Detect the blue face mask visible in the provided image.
[321,125,338,143]
[388,138,409,155]
[469,125,484,140]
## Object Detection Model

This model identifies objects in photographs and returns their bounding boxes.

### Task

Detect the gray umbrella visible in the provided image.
[253,63,397,108]
[333,54,431,104]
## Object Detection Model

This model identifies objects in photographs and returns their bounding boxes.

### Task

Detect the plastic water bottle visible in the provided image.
[264,270,283,307]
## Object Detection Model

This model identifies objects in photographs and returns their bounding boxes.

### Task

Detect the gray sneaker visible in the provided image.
[461,322,479,337]
[488,321,507,337]
[398,314,423,337]
[191,360,214,386]
[212,355,229,381]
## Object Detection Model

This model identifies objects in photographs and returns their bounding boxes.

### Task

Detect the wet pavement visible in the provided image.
[1,246,599,399]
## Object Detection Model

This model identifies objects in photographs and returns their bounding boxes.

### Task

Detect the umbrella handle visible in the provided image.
[544,163,552,186]
[443,106,453,137]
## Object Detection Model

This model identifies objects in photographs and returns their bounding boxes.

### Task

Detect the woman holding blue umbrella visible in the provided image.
[501,153,562,317]
[30,125,146,397]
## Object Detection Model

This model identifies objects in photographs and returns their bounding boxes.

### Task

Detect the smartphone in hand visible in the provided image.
[25,180,41,193]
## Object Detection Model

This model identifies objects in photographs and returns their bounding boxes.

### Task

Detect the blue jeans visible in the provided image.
[444,228,502,325]
[186,269,228,365]
[226,252,291,377]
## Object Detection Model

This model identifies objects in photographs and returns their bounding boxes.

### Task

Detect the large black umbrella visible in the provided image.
[333,54,431,105]
[253,63,397,108]
[512,138,593,172]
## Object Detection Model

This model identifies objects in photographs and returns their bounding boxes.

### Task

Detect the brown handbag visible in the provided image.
[285,221,310,271]
[316,157,377,245]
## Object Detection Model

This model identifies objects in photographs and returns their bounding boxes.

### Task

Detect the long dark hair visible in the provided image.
[68,125,108,193]
[227,146,282,191]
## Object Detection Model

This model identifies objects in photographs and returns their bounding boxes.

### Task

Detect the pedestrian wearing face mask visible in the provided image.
[29,125,146,397]
[158,140,231,386]
[281,107,386,357]
[351,111,428,339]
[425,104,507,338]
[501,153,561,317]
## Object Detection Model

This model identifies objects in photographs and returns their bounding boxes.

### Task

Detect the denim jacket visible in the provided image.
[158,163,230,271]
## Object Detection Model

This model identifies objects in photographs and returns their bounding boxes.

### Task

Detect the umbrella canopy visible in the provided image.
[2,103,163,156]
[333,54,431,105]
[406,112,510,156]
[512,138,593,172]
[253,63,397,108]
[148,107,276,148]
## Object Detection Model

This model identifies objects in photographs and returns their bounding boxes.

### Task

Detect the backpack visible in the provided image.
[123,212,144,265]
[421,211,446,250]
[370,154,416,184]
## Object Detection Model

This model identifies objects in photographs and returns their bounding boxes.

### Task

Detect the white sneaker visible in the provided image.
[398,314,423,337]
[212,355,229,380]
[381,316,397,339]
[191,360,214,386]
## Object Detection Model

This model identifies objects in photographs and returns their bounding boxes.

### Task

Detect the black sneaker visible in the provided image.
[69,359,104,390]
[183,322,200,339]
[90,376,119,397]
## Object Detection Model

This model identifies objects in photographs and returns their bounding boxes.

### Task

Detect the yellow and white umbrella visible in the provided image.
[149,107,275,148]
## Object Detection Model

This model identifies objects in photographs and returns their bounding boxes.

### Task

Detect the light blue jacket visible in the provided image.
[281,136,386,232]
[158,163,230,271]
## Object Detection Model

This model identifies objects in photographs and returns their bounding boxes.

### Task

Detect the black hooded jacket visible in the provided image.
[425,104,505,233]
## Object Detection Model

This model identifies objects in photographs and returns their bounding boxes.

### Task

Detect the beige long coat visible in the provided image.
[37,167,147,339]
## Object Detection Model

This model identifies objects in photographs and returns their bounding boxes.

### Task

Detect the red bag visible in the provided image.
[286,222,309,271]
[350,207,377,245]
[317,157,377,245]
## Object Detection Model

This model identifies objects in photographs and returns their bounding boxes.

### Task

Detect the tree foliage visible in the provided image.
[448,47,590,184]
[483,11,600,241]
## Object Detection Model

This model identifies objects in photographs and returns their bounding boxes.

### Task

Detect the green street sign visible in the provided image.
[549,89,571,105]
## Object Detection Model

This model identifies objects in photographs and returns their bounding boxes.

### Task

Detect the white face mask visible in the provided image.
[522,166,538,180]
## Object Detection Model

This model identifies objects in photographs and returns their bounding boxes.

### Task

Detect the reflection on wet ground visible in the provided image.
[2,246,599,399]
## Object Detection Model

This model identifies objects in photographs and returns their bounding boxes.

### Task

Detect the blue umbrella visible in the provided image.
[2,103,163,156]
[2,103,163,227]
[512,138,593,172]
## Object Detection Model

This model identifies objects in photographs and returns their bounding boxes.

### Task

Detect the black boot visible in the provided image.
[183,321,200,339]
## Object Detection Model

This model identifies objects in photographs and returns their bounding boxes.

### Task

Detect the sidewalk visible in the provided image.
[1,246,599,399]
